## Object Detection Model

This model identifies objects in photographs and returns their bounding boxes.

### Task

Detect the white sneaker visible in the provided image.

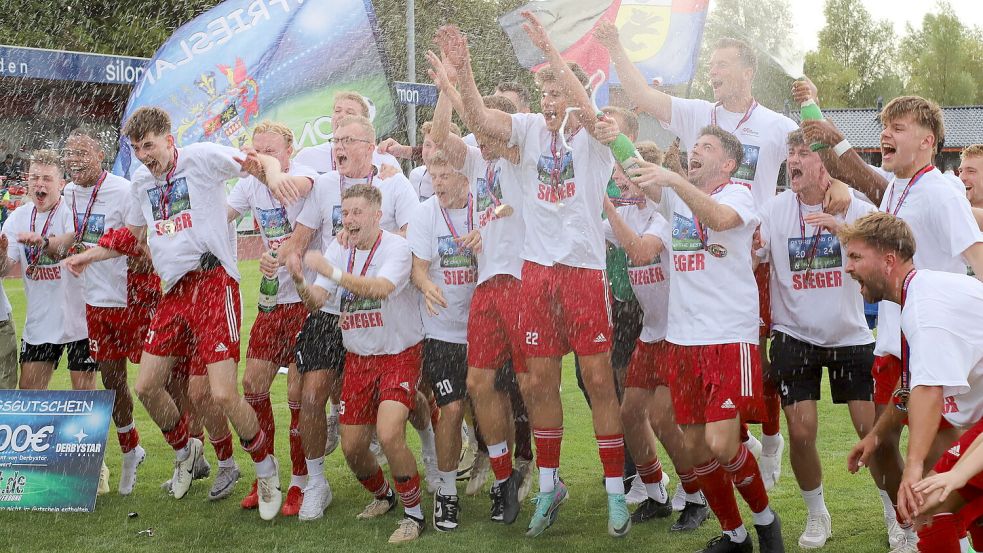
[744,432,763,459]
[172,438,203,499]
[119,445,146,496]
[466,452,490,496]
[516,458,535,502]
[889,532,919,553]
[798,511,832,548]
[759,434,784,491]
[886,517,905,549]
[369,434,388,466]
[423,452,441,495]
[98,462,110,495]
[256,456,283,520]
[325,411,340,456]
[625,475,648,506]
[671,484,687,512]
[298,479,333,521]
[208,464,241,501]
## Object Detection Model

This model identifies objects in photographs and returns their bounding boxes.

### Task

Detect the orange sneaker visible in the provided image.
[241,479,259,509]
[281,485,304,516]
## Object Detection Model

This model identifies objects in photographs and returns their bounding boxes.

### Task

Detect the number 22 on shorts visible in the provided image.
[525,331,539,345]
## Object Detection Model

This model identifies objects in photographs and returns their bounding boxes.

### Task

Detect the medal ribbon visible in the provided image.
[796,197,825,277]
[157,148,180,221]
[549,129,578,202]
[342,231,383,310]
[692,182,730,250]
[28,198,62,266]
[899,268,918,396]
[886,164,933,216]
[440,194,474,240]
[72,170,107,243]
[710,99,758,134]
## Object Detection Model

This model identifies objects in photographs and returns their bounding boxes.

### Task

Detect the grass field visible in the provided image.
[0,260,898,552]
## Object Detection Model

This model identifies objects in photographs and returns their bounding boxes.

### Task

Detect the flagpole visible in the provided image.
[406,0,417,147]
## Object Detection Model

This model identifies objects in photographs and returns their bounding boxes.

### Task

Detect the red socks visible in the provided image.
[394,473,422,509]
[209,433,234,461]
[695,459,743,531]
[245,392,276,457]
[597,434,626,479]
[162,414,190,451]
[288,401,307,476]
[359,468,392,499]
[723,445,770,513]
[917,513,962,552]
[241,429,270,463]
[636,458,664,485]
[533,427,563,469]
[117,426,140,454]
[678,468,701,495]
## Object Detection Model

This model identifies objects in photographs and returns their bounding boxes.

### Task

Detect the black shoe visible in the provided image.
[489,483,504,522]
[700,534,753,553]
[671,501,711,532]
[754,512,784,553]
[433,491,460,532]
[630,497,673,523]
[500,469,521,525]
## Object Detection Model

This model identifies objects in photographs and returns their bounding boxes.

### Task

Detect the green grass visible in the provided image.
[0,260,893,552]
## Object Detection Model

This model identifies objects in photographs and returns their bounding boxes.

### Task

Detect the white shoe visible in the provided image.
[456,428,477,481]
[798,511,832,548]
[119,445,146,496]
[325,411,340,456]
[671,484,687,512]
[369,434,388,466]
[256,456,283,520]
[888,532,918,553]
[466,452,490,496]
[208,464,241,501]
[298,478,333,521]
[759,434,784,491]
[744,432,763,459]
[423,453,441,495]
[172,438,203,499]
[886,516,905,549]
[98,462,110,495]
[625,475,648,506]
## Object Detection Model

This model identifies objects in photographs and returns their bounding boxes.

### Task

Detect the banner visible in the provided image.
[113,0,397,177]
[499,0,708,86]
[0,390,115,513]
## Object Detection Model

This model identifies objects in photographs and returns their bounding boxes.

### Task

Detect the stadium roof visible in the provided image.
[813,106,983,152]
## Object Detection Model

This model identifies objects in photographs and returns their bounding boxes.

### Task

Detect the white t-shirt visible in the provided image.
[658,183,760,345]
[407,196,477,343]
[665,98,798,209]
[759,190,875,347]
[3,201,87,344]
[460,146,528,284]
[874,168,983,357]
[509,112,613,270]
[64,172,135,308]
[314,231,423,356]
[904,270,983,428]
[293,142,400,175]
[0,281,11,323]
[126,142,244,291]
[603,204,671,343]
[410,166,433,201]
[228,163,317,304]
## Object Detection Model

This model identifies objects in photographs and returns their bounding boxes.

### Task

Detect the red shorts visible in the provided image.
[127,270,162,307]
[872,354,903,406]
[625,339,672,390]
[339,343,422,426]
[467,275,527,373]
[143,268,241,367]
[934,419,983,503]
[666,342,765,425]
[246,302,308,366]
[518,261,612,358]
[755,262,770,339]
[87,306,144,362]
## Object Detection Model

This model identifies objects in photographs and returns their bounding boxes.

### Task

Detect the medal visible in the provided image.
[156,149,180,234]
[483,160,513,219]
[892,387,910,412]
[493,203,513,218]
[161,220,176,236]
[692,182,731,253]
[68,241,88,255]
[27,199,61,267]
[894,268,919,413]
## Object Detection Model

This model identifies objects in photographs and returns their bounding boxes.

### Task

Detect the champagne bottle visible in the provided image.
[799,99,828,152]
[258,252,279,313]
[609,133,642,172]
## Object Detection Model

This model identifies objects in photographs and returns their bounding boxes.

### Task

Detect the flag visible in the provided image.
[499,0,708,87]
[113,0,396,177]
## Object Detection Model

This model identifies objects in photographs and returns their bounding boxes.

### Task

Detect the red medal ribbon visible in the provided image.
[886,164,933,216]
[710,99,758,134]
[342,230,384,309]
[548,129,578,202]
[157,148,180,221]
[692,182,730,249]
[72,170,107,243]
[439,194,474,240]
[899,268,918,393]
[28,198,62,266]
[796,196,825,277]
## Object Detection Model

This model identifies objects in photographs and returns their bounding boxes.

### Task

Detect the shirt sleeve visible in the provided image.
[290,163,319,184]
[315,240,345,296]
[509,112,539,150]
[642,212,671,243]
[406,201,434,261]
[462,145,485,183]
[665,97,710,147]
[719,185,760,228]
[602,219,617,246]
[375,236,412,294]
[390,175,421,229]
[227,179,251,216]
[197,143,246,182]
[933,192,983,260]
[757,196,777,262]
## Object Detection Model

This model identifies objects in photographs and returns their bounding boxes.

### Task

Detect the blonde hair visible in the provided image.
[837,211,915,262]
[252,120,294,147]
[335,115,376,141]
[333,91,370,117]
[343,182,382,207]
[880,96,945,152]
[961,144,983,160]
[30,149,64,171]
[123,106,171,140]
[635,141,664,165]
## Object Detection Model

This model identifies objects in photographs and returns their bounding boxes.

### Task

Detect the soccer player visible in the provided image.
[757,129,880,548]
[837,212,983,552]
[493,81,532,114]
[960,145,983,228]
[294,91,399,174]
[630,127,784,553]
[597,23,821,486]
[439,17,631,537]
[298,183,427,544]
[227,120,318,515]
[64,107,284,519]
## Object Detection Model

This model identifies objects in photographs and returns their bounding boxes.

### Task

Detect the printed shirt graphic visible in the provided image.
[603,203,671,343]
[657,184,759,345]
[759,191,874,347]
[2,201,87,344]
[461,145,528,284]
[664,97,798,209]
[228,163,317,304]
[64,173,135,308]
[903,270,983,428]
[873,168,983,358]
[126,142,244,291]
[314,231,423,356]
[407,196,477,344]
[509,112,613,269]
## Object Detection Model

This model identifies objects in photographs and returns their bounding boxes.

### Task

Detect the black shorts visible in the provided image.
[294,311,345,374]
[20,339,98,372]
[768,331,874,407]
[422,338,468,406]
[611,298,642,371]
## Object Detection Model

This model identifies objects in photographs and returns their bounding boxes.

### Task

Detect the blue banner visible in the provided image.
[114,0,397,177]
[0,390,114,513]
[0,45,147,85]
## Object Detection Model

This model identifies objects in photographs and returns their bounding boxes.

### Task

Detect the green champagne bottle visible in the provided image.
[258,252,279,313]
[799,99,828,152]
[609,133,642,173]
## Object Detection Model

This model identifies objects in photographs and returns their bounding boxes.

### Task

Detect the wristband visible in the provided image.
[833,139,852,158]
[329,266,343,283]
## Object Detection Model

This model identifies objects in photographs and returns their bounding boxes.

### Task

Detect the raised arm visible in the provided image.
[602,198,665,266]
[426,50,468,169]
[594,21,672,123]
[630,160,742,231]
